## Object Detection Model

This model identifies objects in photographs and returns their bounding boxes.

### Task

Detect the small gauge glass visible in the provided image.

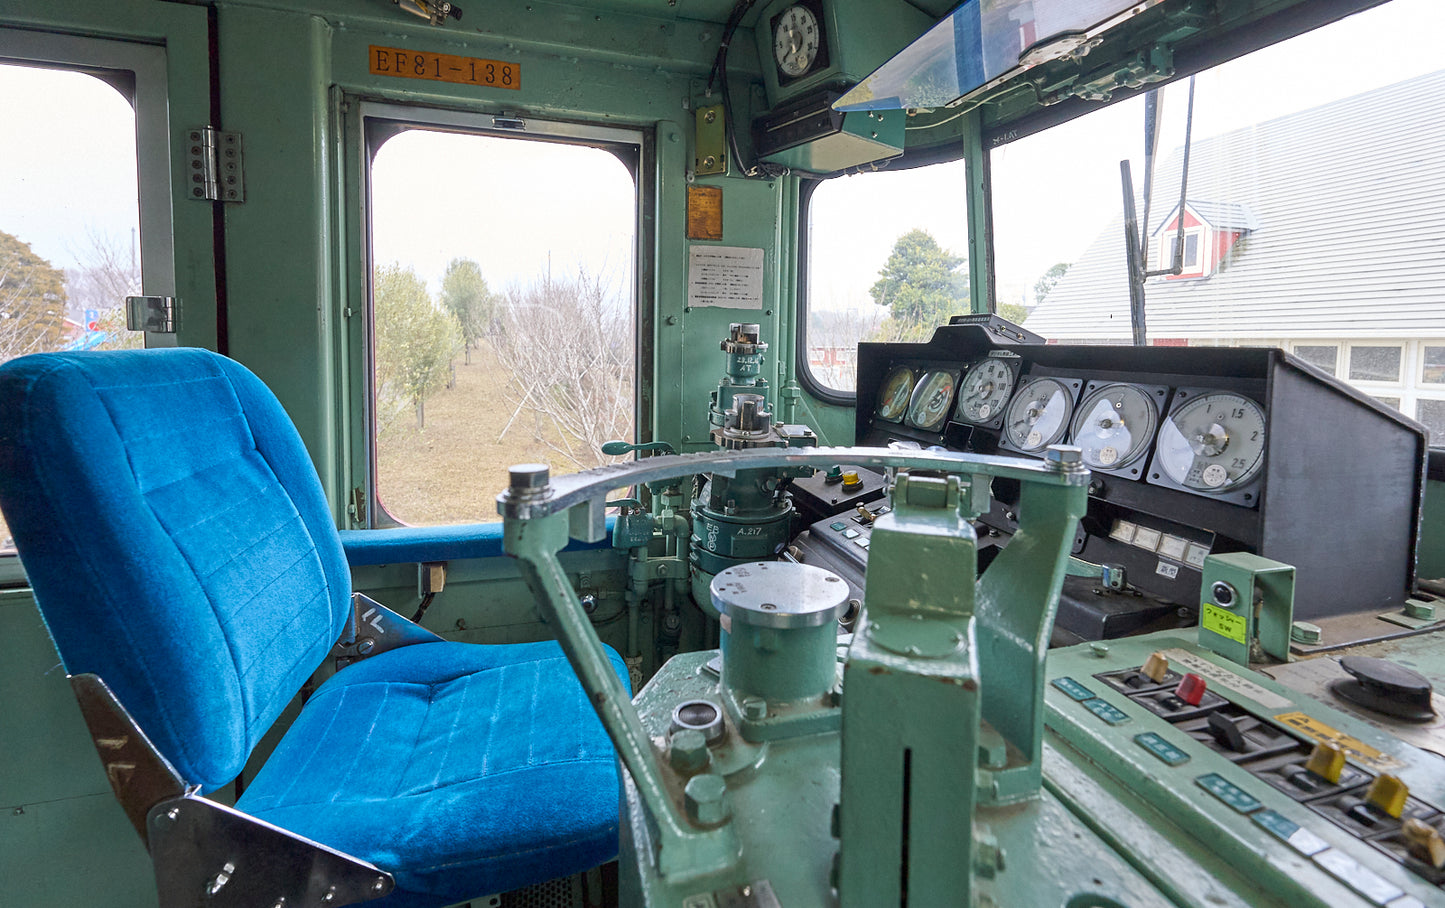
[1155,392,1267,492]
[1003,377,1074,452]
[955,358,1016,425]
[1070,383,1158,470]
[773,5,821,78]
[875,365,916,423]
[906,370,957,431]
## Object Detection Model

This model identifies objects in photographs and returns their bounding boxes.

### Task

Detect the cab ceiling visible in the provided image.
[564,0,954,25]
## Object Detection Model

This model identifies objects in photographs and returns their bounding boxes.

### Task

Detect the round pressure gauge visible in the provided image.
[955,358,1016,425]
[1154,392,1267,492]
[906,370,957,432]
[773,5,822,78]
[1003,377,1075,453]
[875,365,915,423]
[1070,383,1159,470]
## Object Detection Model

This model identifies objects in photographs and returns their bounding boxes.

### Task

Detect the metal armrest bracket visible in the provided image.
[333,592,444,667]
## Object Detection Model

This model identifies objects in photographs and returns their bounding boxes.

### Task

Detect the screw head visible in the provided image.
[1291,621,1323,644]
[741,696,767,720]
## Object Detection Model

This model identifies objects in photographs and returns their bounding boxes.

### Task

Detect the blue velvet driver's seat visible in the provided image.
[0,348,629,907]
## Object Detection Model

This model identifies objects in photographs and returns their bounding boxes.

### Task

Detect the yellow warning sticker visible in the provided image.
[1201,603,1247,643]
[1272,711,1404,772]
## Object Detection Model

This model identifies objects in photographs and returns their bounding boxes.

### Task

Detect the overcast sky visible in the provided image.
[2,0,1441,311]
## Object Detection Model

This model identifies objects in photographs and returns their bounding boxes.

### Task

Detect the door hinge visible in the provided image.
[186,127,246,202]
[125,296,179,333]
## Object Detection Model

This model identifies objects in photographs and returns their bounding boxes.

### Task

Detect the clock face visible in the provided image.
[773,5,821,79]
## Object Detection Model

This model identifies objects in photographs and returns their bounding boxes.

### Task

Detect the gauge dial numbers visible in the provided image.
[906,370,960,432]
[1070,383,1161,472]
[1002,376,1078,453]
[875,365,916,423]
[773,4,822,79]
[1152,391,1267,499]
[954,358,1017,426]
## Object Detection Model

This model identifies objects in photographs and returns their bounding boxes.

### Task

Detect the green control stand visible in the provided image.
[499,446,1183,906]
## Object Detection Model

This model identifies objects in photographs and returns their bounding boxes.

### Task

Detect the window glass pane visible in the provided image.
[1349,346,1402,383]
[0,64,142,554]
[1422,346,1445,384]
[1416,399,1445,443]
[1293,345,1338,374]
[805,161,970,393]
[1375,397,1401,410]
[370,129,636,526]
[990,0,1445,393]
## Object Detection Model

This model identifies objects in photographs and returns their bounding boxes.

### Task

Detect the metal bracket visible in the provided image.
[70,673,188,846]
[148,795,392,908]
[333,592,444,668]
[185,127,245,202]
[1199,552,1296,666]
[125,295,179,333]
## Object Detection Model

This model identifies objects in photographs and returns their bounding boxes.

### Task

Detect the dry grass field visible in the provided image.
[375,342,621,526]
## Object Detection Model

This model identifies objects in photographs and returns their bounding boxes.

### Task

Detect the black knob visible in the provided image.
[1331,656,1435,722]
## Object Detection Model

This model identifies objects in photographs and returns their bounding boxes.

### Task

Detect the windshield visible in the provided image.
[990,0,1445,440]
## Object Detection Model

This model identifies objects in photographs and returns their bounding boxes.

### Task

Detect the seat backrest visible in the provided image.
[0,349,351,791]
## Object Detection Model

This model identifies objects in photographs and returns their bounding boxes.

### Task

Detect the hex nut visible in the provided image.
[669,729,710,774]
[684,773,731,826]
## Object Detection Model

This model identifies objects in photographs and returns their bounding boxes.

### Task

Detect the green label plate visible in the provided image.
[1081,698,1130,725]
[1134,732,1190,766]
[1196,772,1261,814]
[1051,677,1095,701]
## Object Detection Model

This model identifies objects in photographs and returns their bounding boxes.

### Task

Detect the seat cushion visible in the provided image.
[238,640,631,907]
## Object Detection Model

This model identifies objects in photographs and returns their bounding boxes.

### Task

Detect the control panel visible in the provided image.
[1047,631,1445,907]
[843,320,1427,643]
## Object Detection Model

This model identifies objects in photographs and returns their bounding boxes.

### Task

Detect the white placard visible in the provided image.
[688,246,764,309]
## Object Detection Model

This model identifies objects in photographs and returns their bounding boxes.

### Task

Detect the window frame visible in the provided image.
[351,100,647,528]
[0,33,182,583]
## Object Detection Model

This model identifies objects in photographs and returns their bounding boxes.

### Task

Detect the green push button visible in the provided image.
[1081,698,1130,725]
[1134,732,1190,766]
[1196,772,1262,814]
[829,522,847,532]
[1051,677,1095,701]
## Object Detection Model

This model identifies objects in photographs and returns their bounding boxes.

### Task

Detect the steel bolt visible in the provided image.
[974,836,1006,878]
[1044,444,1085,471]
[1291,621,1323,644]
[373,877,387,893]
[978,739,1008,770]
[508,463,550,492]
[741,696,768,720]
[669,729,710,774]
[1090,641,1110,658]
[684,773,731,826]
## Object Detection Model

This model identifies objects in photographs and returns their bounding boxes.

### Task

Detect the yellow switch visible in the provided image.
[1365,773,1409,819]
[1402,818,1445,869]
[1141,651,1170,683]
[841,472,862,492]
[1304,742,1346,784]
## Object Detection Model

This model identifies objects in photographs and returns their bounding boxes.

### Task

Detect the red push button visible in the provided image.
[1175,673,1207,706]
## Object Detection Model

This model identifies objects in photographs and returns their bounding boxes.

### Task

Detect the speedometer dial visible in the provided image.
[1003,377,1075,453]
[906,370,958,432]
[955,358,1016,426]
[1070,383,1158,471]
[875,365,915,423]
[1154,392,1266,492]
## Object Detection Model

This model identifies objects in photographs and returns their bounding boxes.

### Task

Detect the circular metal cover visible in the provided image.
[710,562,849,629]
